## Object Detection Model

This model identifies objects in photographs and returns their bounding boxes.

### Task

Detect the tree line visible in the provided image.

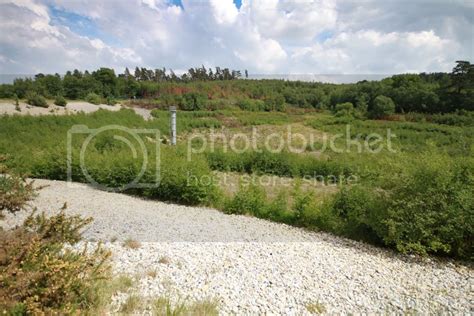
[0,61,472,114]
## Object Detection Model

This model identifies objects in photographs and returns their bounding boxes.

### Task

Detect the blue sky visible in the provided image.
[0,0,472,78]
[49,6,122,46]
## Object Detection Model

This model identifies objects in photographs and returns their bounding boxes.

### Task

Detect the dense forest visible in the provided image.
[0,61,472,114]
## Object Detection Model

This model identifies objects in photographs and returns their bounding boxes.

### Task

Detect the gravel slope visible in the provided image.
[3,179,472,314]
[0,102,151,119]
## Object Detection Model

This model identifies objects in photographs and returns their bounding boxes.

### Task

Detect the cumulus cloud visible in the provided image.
[0,0,142,74]
[0,0,472,78]
[291,30,457,74]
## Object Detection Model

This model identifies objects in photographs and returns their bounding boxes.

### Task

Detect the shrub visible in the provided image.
[206,150,353,181]
[54,95,67,107]
[85,92,102,105]
[0,159,36,216]
[106,96,116,106]
[181,92,207,111]
[370,95,395,119]
[143,148,219,205]
[223,184,267,217]
[334,102,355,117]
[264,94,286,112]
[26,92,48,108]
[323,154,474,258]
[0,210,111,314]
[236,98,265,111]
[376,156,473,257]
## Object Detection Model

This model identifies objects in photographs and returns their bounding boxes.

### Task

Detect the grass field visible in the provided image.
[1,108,472,259]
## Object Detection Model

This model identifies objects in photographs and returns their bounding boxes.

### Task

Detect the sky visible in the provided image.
[0,0,473,80]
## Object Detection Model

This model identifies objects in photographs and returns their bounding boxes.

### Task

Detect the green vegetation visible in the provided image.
[26,91,48,108]
[0,65,473,260]
[0,183,111,315]
[1,61,472,114]
[0,160,36,216]
[54,95,67,107]
[119,295,143,314]
[152,297,219,316]
[0,109,218,206]
[85,92,102,105]
[306,301,327,314]
[207,150,353,180]
[370,95,395,119]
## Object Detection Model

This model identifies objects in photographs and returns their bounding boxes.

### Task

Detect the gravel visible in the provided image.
[0,101,151,119]
[3,179,472,314]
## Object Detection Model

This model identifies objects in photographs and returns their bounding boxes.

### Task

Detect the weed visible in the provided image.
[146,269,157,278]
[123,238,141,249]
[158,256,171,265]
[306,301,326,314]
[152,297,218,316]
[119,294,143,314]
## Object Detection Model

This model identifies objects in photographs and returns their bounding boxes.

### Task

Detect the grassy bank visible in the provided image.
[0,109,472,259]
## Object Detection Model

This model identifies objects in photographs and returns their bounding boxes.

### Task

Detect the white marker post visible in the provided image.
[170,106,177,145]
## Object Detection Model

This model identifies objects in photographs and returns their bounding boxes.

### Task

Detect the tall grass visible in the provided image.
[0,109,217,205]
[1,109,472,259]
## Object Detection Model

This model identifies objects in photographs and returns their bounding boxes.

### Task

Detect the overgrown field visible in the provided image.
[0,108,472,259]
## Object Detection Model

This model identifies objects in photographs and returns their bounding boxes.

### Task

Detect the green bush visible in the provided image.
[0,159,36,216]
[181,92,207,111]
[322,154,474,258]
[106,96,116,106]
[223,184,267,216]
[54,95,67,107]
[236,98,265,111]
[206,150,353,180]
[264,94,286,112]
[144,148,219,205]
[334,102,355,117]
[26,92,48,108]
[370,95,395,119]
[85,92,102,105]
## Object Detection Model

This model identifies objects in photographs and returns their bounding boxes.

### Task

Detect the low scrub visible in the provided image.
[207,150,353,181]
[85,92,102,105]
[0,210,111,314]
[315,154,473,259]
[54,95,67,107]
[26,92,48,108]
[0,158,36,216]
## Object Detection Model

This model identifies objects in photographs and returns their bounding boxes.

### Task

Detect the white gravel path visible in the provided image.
[0,101,151,119]
[2,179,472,314]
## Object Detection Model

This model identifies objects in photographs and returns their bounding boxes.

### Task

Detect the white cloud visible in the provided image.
[0,0,472,78]
[291,30,457,74]
[241,0,338,44]
[0,0,142,74]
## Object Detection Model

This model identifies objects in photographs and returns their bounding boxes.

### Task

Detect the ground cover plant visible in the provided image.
[1,75,473,260]
[0,165,113,314]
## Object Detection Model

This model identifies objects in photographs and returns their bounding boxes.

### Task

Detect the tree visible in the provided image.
[92,68,117,97]
[370,95,395,119]
[134,67,141,80]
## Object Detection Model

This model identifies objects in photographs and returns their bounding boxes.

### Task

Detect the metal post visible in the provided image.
[170,106,177,145]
